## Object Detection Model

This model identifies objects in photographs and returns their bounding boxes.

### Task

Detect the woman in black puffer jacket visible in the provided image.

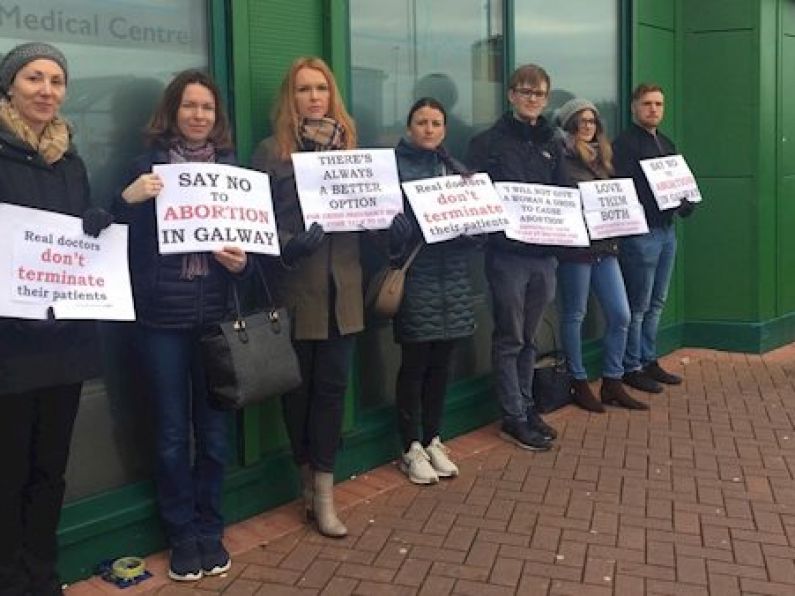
[389,97,478,485]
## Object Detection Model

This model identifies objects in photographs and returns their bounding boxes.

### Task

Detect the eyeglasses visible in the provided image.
[579,118,597,126]
[513,87,548,100]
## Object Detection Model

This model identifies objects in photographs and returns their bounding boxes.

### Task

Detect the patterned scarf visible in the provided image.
[299,117,345,152]
[0,98,70,164]
[168,138,217,280]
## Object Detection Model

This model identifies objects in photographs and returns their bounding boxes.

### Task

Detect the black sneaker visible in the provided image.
[622,370,663,394]
[198,536,231,576]
[526,408,558,440]
[643,360,682,385]
[499,420,552,451]
[168,539,203,582]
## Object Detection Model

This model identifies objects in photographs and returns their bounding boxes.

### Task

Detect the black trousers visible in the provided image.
[281,335,355,473]
[395,340,456,451]
[0,384,81,596]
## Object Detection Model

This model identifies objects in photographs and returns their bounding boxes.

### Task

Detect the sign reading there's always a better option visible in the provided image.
[291,149,403,232]
[0,204,135,320]
[401,174,509,243]
[154,163,279,255]
[494,182,590,247]
[640,154,702,211]
[578,178,649,240]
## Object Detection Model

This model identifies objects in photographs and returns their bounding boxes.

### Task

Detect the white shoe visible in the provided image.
[400,441,439,485]
[425,436,459,477]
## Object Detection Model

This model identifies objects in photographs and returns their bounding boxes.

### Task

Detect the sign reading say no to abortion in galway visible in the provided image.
[640,154,703,211]
[494,182,590,247]
[291,149,403,232]
[578,178,649,240]
[401,174,509,244]
[0,204,134,321]
[154,163,278,255]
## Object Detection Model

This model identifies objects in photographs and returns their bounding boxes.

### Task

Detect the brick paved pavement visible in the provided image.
[68,346,795,595]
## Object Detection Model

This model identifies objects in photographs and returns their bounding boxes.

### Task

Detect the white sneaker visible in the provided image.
[425,436,459,478]
[400,441,439,485]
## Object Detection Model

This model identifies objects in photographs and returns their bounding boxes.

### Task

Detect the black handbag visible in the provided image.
[532,350,574,413]
[200,265,302,410]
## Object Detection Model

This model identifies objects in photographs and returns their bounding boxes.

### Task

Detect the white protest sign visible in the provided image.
[291,149,403,232]
[153,163,278,255]
[640,154,702,210]
[0,204,135,321]
[494,182,590,247]
[578,178,649,240]
[401,174,509,243]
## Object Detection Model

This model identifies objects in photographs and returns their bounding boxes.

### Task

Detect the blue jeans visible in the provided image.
[619,225,677,372]
[557,256,630,380]
[486,251,557,423]
[138,326,229,545]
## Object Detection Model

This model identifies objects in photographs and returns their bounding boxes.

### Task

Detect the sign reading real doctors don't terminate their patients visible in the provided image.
[291,149,403,232]
[154,163,279,256]
[0,204,135,321]
[401,174,509,244]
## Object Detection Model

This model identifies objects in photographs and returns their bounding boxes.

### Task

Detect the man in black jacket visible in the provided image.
[613,83,695,394]
[467,64,566,451]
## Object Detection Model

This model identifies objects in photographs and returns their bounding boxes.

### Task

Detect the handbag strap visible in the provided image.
[400,242,423,272]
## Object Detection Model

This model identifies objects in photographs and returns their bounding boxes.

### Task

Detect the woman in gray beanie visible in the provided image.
[556,98,649,412]
[0,41,111,596]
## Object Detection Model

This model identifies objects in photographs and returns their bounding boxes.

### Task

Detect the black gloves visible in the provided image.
[676,198,696,218]
[282,222,325,264]
[82,207,113,237]
[389,213,413,256]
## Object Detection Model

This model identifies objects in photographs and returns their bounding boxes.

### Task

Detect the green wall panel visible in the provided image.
[635,24,677,137]
[682,32,756,177]
[683,178,757,320]
[782,35,795,177]
[779,30,795,313]
[777,176,795,311]
[683,0,755,32]
[636,0,675,30]
[784,0,795,34]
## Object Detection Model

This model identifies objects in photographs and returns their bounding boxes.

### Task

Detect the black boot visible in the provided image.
[571,379,605,413]
[601,377,649,410]
[643,360,682,385]
[622,370,663,393]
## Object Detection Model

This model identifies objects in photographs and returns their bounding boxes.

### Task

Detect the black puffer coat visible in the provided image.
[112,146,239,329]
[0,126,100,394]
[393,139,476,343]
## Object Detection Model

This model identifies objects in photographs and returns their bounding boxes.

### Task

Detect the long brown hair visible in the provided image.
[563,109,614,176]
[271,56,356,160]
[145,69,233,150]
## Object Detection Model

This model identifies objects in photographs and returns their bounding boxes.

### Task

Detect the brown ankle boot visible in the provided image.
[571,379,605,413]
[601,378,649,410]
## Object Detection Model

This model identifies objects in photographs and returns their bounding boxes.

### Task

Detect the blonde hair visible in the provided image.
[271,56,357,161]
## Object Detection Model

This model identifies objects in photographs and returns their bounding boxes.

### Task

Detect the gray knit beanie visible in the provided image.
[555,98,599,129]
[0,42,68,96]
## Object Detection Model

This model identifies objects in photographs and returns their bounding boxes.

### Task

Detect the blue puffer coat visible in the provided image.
[393,139,476,343]
[112,145,240,329]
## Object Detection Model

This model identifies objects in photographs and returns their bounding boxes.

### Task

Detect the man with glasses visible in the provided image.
[613,83,695,394]
[467,64,566,451]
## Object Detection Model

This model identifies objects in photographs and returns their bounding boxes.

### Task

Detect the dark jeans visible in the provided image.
[282,334,356,472]
[0,384,81,596]
[486,251,557,423]
[395,340,456,450]
[138,326,229,545]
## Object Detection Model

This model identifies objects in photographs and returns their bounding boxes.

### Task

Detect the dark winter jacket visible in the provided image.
[612,122,687,229]
[112,146,240,329]
[466,112,567,258]
[393,139,476,343]
[559,141,619,262]
[0,126,100,394]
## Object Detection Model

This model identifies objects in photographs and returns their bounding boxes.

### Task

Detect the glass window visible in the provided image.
[513,0,620,135]
[350,0,503,410]
[0,0,210,501]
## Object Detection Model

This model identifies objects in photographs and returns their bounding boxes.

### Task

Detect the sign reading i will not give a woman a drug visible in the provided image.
[640,154,703,211]
[401,174,509,244]
[578,178,649,240]
[0,204,134,321]
[154,163,278,255]
[493,182,590,247]
[291,149,403,232]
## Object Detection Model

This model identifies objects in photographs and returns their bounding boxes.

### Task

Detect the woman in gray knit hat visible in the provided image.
[0,41,111,596]
[555,98,649,412]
